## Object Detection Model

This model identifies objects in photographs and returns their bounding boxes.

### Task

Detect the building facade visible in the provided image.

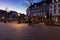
[9,11,18,21]
[0,10,8,21]
[0,9,19,21]
[26,1,51,23]
[49,0,60,23]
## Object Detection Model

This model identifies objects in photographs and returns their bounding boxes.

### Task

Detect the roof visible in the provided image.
[28,0,52,8]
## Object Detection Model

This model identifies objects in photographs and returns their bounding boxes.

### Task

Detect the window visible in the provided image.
[32,7,34,9]
[58,9,60,14]
[54,5,56,9]
[58,4,60,7]
[42,7,44,10]
[35,5,37,9]
[50,5,52,9]
[50,10,52,14]
[54,9,56,14]
[39,13,40,16]
[41,13,42,16]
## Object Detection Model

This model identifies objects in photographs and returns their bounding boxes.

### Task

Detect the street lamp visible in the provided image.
[2,16,5,19]
[18,13,20,16]
[45,16,46,18]
[44,16,47,22]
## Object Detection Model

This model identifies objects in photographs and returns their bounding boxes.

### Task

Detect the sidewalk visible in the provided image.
[28,23,45,26]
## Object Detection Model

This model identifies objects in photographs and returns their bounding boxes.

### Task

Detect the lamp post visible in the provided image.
[18,13,21,24]
[18,13,20,21]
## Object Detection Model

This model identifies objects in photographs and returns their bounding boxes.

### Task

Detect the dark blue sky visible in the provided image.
[0,0,41,14]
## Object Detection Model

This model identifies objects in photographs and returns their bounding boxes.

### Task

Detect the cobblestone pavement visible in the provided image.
[0,22,60,40]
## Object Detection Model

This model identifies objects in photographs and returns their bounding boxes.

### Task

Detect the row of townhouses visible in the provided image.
[0,10,18,21]
[0,9,26,22]
[26,0,60,23]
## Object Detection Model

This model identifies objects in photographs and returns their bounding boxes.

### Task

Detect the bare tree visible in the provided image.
[23,0,34,7]
[26,0,34,6]
[24,0,34,25]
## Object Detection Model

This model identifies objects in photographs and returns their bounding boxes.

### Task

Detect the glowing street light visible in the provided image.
[2,16,5,19]
[45,16,46,18]
[18,13,20,16]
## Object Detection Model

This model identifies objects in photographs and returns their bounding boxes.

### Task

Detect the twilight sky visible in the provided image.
[0,0,41,14]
